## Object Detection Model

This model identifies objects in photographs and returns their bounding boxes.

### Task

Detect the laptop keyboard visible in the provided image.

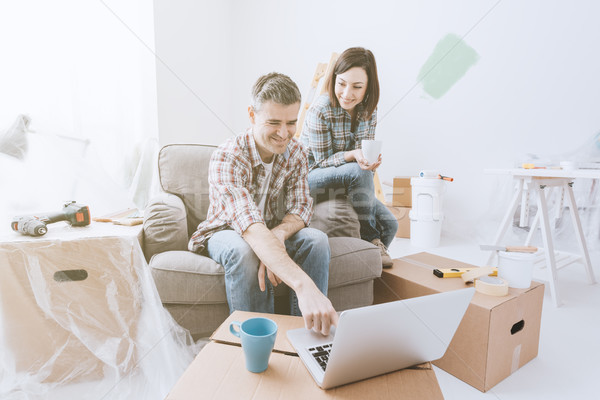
[308,344,332,371]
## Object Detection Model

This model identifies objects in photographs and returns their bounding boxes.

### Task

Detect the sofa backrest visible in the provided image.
[157,143,362,241]
[158,144,216,235]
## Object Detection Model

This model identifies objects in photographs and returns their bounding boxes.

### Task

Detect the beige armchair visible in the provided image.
[142,144,382,339]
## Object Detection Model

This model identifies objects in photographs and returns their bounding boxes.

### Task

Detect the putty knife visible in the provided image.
[480,245,538,253]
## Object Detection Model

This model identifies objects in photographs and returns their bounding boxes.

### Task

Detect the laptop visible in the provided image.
[287,287,474,389]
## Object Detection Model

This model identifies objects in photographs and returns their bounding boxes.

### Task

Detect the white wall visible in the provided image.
[154,0,600,244]
[153,0,235,146]
[0,1,159,217]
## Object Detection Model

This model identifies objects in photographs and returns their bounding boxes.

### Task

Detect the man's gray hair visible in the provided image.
[250,72,301,111]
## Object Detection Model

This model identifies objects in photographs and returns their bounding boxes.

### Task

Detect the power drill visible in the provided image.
[11,201,91,237]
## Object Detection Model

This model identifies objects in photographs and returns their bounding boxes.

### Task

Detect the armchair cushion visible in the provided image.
[329,237,381,286]
[150,250,226,304]
[310,198,360,238]
[149,237,380,305]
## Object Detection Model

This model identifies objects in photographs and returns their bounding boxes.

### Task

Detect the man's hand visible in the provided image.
[258,261,282,291]
[296,280,339,336]
[242,222,338,335]
[257,228,286,291]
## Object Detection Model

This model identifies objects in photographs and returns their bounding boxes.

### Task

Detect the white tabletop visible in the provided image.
[484,168,600,179]
[0,221,143,243]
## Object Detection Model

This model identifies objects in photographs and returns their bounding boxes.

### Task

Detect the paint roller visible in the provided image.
[419,170,454,182]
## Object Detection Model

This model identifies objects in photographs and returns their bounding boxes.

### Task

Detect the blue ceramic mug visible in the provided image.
[230,317,278,373]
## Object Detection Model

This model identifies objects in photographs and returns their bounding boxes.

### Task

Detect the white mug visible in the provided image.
[361,140,382,164]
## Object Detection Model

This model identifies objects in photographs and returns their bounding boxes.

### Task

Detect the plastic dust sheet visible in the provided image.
[0,114,159,227]
[0,233,198,400]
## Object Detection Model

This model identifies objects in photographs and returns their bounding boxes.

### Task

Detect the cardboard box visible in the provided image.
[0,236,142,383]
[166,342,443,400]
[392,176,412,207]
[169,311,444,399]
[374,252,544,392]
[386,205,410,238]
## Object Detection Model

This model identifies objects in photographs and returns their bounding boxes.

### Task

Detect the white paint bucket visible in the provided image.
[409,177,445,248]
[410,218,443,247]
[497,251,535,289]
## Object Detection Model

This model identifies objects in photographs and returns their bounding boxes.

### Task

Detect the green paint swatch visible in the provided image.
[418,33,479,99]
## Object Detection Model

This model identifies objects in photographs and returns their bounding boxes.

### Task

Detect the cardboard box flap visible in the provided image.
[211,311,305,355]
[392,177,413,207]
[399,253,544,309]
[393,177,412,189]
[166,342,443,400]
[405,252,479,270]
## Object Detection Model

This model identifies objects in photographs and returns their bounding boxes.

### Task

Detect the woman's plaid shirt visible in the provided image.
[300,95,377,170]
[188,130,313,253]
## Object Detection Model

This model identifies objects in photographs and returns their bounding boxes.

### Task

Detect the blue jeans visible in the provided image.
[308,162,398,248]
[206,227,330,316]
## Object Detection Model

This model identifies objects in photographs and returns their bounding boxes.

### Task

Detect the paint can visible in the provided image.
[409,177,445,248]
[497,251,535,289]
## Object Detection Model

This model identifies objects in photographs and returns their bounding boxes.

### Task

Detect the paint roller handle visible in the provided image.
[419,170,453,181]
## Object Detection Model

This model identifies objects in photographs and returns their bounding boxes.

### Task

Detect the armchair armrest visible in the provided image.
[143,192,189,261]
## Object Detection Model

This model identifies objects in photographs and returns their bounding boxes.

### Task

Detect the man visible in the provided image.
[189,72,338,335]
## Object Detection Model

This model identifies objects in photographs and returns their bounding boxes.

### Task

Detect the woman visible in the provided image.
[301,47,397,267]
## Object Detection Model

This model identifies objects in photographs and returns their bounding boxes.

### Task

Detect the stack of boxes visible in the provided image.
[386,176,412,238]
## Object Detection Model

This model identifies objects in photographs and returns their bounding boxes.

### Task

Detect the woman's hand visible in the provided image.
[366,154,382,171]
[346,149,382,171]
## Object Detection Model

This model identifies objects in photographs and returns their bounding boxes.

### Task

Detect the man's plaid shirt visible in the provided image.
[188,129,313,253]
[300,94,377,170]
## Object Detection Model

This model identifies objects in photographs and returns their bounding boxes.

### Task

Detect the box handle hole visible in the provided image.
[511,320,525,335]
[54,269,88,282]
